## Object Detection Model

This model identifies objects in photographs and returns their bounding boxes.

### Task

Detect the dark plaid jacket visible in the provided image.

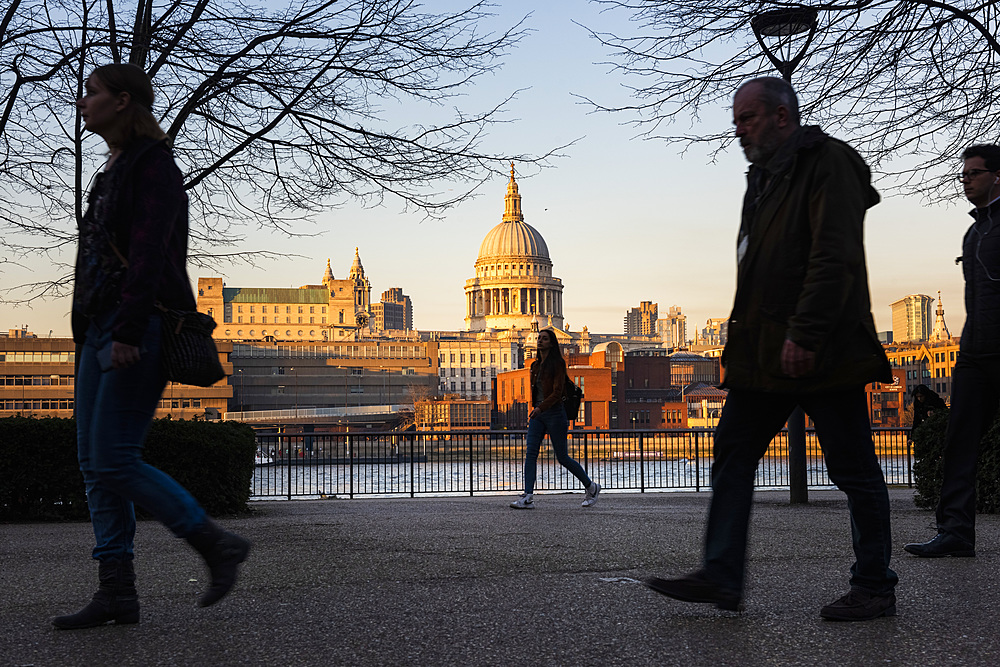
[72,138,195,346]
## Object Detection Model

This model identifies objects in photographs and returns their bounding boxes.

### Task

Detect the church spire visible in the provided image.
[931,290,951,341]
[502,161,523,223]
[349,247,365,280]
[322,258,334,285]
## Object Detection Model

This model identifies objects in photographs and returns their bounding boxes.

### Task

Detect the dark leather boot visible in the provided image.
[185,517,251,607]
[52,560,140,629]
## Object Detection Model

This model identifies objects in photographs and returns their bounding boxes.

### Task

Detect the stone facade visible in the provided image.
[198,249,374,342]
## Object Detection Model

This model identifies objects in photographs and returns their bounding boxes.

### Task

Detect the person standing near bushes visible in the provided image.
[53,64,250,630]
[509,328,600,509]
[905,144,1000,559]
[910,384,946,433]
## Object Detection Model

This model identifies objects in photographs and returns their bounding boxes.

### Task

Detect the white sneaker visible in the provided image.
[509,493,534,509]
[582,482,601,507]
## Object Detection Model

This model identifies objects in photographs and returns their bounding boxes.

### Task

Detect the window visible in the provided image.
[310,306,315,313]
[237,316,243,323]
[250,306,255,313]
[237,306,243,313]
[262,317,267,324]
[471,368,477,377]
[262,306,267,313]
[298,306,303,313]
[286,306,291,314]
[460,354,466,362]
[450,354,456,362]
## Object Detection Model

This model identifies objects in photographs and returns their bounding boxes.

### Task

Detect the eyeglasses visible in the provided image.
[957,169,993,181]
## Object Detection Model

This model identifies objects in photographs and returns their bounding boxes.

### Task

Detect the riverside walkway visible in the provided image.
[2,488,998,666]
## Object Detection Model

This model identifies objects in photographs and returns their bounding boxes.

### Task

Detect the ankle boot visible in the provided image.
[52,560,140,629]
[185,517,250,607]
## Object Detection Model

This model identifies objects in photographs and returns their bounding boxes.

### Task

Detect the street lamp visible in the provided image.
[750,7,819,82]
[750,6,820,504]
[237,368,244,413]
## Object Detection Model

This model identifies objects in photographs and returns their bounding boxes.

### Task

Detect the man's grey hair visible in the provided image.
[740,77,801,126]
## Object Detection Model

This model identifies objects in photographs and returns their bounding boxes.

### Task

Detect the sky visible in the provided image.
[0,1,972,340]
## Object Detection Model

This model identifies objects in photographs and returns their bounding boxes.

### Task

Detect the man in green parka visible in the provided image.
[645,77,898,621]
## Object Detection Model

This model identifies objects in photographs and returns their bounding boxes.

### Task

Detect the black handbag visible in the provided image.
[563,376,583,421]
[156,304,226,387]
[107,240,224,387]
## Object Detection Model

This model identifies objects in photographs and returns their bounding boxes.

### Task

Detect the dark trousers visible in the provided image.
[936,353,1000,545]
[703,388,897,594]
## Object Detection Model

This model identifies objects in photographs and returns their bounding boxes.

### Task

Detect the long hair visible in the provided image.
[537,328,566,378]
[88,64,168,148]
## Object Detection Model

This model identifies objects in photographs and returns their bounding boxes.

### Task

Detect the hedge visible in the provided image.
[912,408,1000,513]
[0,416,257,521]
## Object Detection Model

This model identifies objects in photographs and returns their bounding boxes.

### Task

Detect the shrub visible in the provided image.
[0,416,256,521]
[912,408,1000,513]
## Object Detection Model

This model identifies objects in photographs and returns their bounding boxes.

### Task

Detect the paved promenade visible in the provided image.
[2,488,998,666]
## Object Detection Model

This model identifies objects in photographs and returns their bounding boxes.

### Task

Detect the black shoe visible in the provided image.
[185,518,251,607]
[820,588,896,622]
[645,571,743,612]
[903,533,975,558]
[52,561,140,630]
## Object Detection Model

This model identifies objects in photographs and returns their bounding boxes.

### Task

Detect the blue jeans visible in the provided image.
[703,388,897,595]
[523,405,592,494]
[76,313,206,562]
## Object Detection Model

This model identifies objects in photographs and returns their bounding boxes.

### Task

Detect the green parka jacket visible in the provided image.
[721,126,892,393]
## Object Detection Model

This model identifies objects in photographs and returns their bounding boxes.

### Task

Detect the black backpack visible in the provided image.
[563,376,583,421]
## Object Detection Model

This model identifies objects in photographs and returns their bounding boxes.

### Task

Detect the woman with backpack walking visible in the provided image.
[510,328,600,509]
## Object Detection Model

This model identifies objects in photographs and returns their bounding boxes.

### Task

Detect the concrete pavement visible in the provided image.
[2,488,998,666]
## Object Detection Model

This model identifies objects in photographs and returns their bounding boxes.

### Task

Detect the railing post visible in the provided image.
[348,433,354,499]
[286,433,292,501]
[694,430,700,492]
[639,430,645,493]
[906,428,913,488]
[469,431,475,497]
[787,407,808,504]
[410,433,416,498]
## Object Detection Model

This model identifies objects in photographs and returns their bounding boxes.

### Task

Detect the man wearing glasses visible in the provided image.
[644,77,897,622]
[905,144,1000,559]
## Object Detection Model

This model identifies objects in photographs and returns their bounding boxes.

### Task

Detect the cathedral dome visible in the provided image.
[476,164,549,262]
[477,220,549,261]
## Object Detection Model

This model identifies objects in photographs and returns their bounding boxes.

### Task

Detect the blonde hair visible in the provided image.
[89,64,169,148]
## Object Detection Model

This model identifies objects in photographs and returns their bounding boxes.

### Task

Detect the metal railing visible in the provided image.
[250,427,913,499]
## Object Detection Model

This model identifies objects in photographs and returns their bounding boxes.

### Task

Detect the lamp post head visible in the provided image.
[750,7,819,82]
[751,7,818,37]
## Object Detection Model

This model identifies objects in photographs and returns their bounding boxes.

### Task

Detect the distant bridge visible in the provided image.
[224,404,412,426]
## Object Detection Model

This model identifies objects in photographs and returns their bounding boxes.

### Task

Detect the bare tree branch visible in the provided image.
[1,0,559,304]
[585,0,1000,199]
